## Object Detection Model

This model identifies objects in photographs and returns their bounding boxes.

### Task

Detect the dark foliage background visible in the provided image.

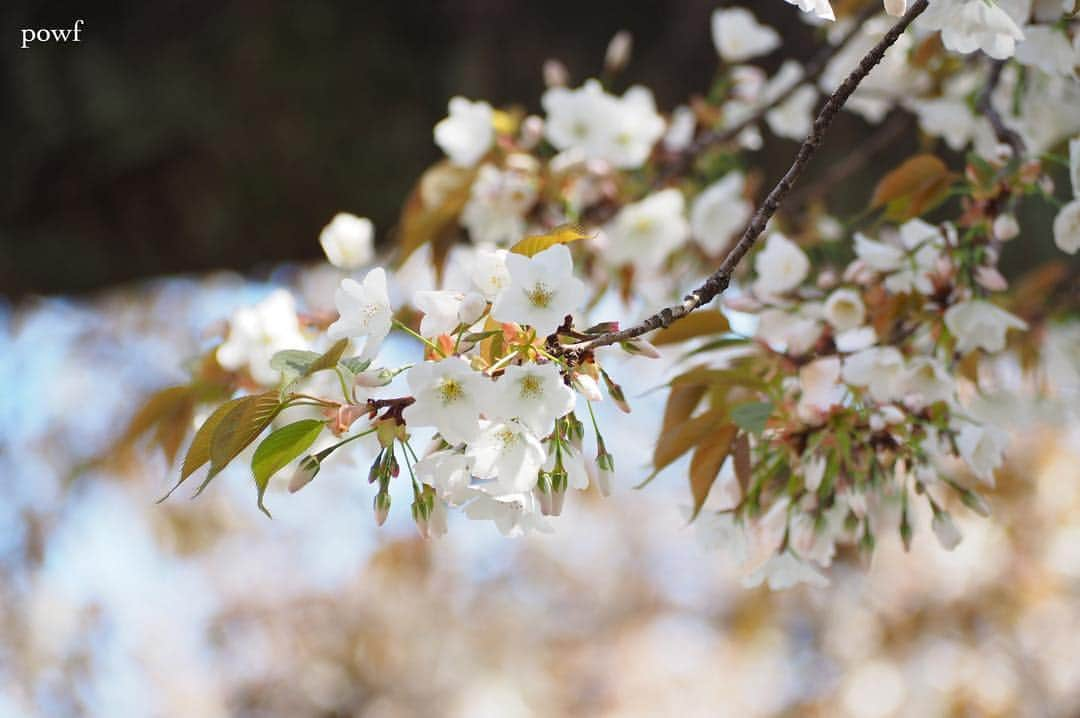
[1,0,1057,299]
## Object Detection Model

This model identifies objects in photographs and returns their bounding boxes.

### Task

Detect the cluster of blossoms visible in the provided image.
[137,0,1080,589]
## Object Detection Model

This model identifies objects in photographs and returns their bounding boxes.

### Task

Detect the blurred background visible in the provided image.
[2,1,1080,716]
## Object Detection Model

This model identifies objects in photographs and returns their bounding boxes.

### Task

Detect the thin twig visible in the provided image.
[566,0,931,357]
[977,58,1026,159]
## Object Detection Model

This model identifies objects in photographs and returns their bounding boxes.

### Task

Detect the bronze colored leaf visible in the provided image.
[204,392,283,490]
[394,161,476,267]
[161,396,246,501]
[650,310,730,346]
[688,424,737,520]
[122,386,192,446]
[871,154,955,221]
[661,384,706,438]
[733,431,752,493]
[652,408,731,478]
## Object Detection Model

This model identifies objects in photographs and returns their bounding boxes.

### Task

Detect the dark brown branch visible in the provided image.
[977,59,1026,160]
[568,0,931,356]
[654,3,879,187]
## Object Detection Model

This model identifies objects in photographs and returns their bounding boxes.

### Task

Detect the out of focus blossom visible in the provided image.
[710,7,780,63]
[319,213,375,270]
[605,189,690,270]
[690,173,752,254]
[753,233,810,297]
[944,300,1028,354]
[217,289,308,385]
[434,96,495,167]
[919,0,1025,59]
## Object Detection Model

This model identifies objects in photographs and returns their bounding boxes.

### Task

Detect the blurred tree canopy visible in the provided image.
[0,0,1060,298]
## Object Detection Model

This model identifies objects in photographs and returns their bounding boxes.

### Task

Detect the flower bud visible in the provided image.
[621,339,662,359]
[319,213,374,270]
[374,491,391,527]
[959,487,992,518]
[519,115,544,151]
[931,509,962,550]
[543,59,568,88]
[595,452,615,497]
[604,30,633,74]
[993,213,1019,241]
[288,455,320,493]
[883,0,907,16]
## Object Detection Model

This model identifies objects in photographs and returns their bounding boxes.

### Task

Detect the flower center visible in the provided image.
[519,375,543,399]
[526,283,554,309]
[438,378,465,405]
[497,428,520,449]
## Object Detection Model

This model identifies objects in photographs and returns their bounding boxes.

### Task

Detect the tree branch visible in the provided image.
[655,4,878,188]
[567,0,931,357]
[977,58,1026,159]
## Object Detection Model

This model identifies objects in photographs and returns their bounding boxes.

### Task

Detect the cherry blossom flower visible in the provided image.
[753,233,810,297]
[413,290,486,338]
[469,248,512,300]
[842,347,906,403]
[1054,199,1080,255]
[690,173,752,254]
[903,357,955,407]
[711,7,780,63]
[461,162,539,246]
[217,289,309,385]
[919,0,1025,60]
[463,491,553,537]
[783,0,835,22]
[490,244,587,335]
[489,362,576,436]
[956,422,1008,485]
[756,307,823,356]
[319,213,374,270]
[467,420,546,494]
[854,232,904,272]
[327,268,393,362]
[542,80,664,169]
[823,288,866,332]
[434,96,494,167]
[414,451,476,506]
[402,357,492,444]
[1015,25,1076,76]
[604,189,690,270]
[944,300,1028,353]
[797,356,845,423]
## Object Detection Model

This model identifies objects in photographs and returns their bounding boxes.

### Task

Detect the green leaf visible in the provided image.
[339,356,372,374]
[251,419,325,517]
[161,396,246,502]
[270,349,321,383]
[194,392,282,496]
[731,401,773,436]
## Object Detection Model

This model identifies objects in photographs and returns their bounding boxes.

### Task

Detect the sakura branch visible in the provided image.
[566,0,931,356]
[127,0,1080,590]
